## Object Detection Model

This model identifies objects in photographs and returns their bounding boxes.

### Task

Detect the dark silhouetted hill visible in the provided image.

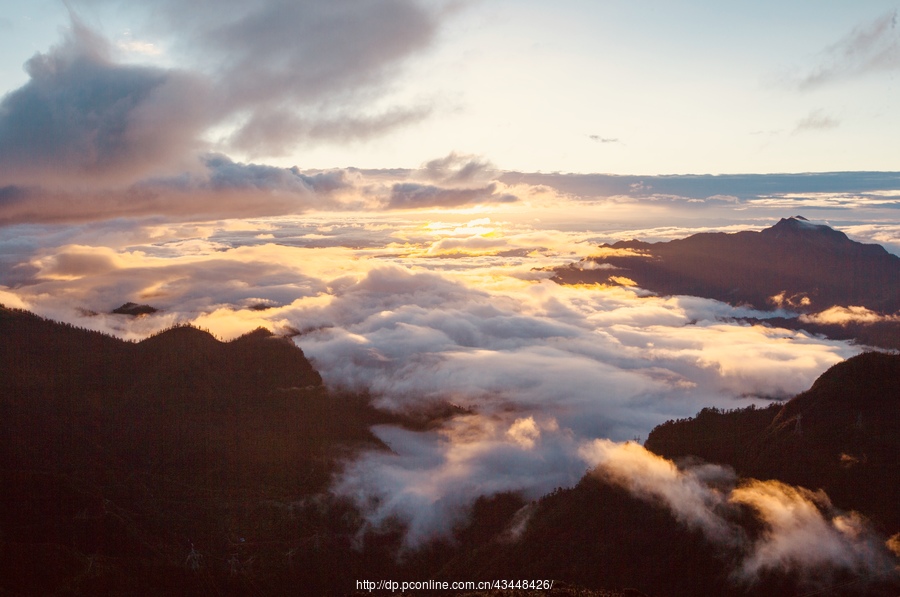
[646,351,900,534]
[0,305,392,595]
[552,217,900,349]
[433,353,900,596]
[112,302,158,316]
[4,305,898,596]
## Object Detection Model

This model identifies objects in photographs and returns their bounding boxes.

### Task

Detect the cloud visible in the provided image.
[0,15,210,187]
[115,32,163,57]
[800,305,900,326]
[229,105,434,158]
[0,287,28,309]
[580,439,737,544]
[282,263,855,544]
[0,213,866,548]
[91,0,445,157]
[731,480,891,580]
[840,223,900,255]
[0,1,450,193]
[0,149,522,223]
[419,153,495,185]
[497,171,900,203]
[796,10,900,90]
[387,182,517,209]
[334,414,586,549]
[588,135,619,144]
[581,440,897,585]
[793,109,840,134]
[0,155,342,224]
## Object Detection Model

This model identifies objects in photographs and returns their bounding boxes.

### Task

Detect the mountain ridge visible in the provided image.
[2,304,899,595]
[645,351,900,533]
[552,217,900,349]
[0,304,392,595]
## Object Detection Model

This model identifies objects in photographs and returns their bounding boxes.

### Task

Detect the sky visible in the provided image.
[2,0,900,567]
[0,0,898,175]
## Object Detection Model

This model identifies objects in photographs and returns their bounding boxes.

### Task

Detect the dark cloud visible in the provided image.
[388,182,517,209]
[420,153,495,184]
[0,154,362,224]
[0,152,519,223]
[77,0,445,157]
[198,154,351,195]
[797,10,900,90]
[0,186,28,206]
[0,17,210,187]
[0,0,448,195]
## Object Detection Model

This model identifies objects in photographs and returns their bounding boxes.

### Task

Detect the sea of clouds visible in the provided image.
[4,192,895,553]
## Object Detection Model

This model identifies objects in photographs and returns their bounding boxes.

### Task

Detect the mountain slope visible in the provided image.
[552,217,900,348]
[645,351,900,534]
[437,353,900,597]
[0,305,390,595]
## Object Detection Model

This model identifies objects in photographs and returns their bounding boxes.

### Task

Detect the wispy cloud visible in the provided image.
[589,135,620,144]
[793,109,840,134]
[582,440,898,585]
[796,10,900,90]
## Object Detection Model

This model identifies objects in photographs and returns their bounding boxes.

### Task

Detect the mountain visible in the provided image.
[435,353,900,597]
[111,302,158,316]
[552,217,900,348]
[0,305,391,596]
[3,305,899,595]
[646,351,900,534]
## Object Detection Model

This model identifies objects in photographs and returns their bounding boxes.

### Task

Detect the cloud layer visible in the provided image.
[0,209,887,554]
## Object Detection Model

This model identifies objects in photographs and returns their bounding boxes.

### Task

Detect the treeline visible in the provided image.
[645,402,781,466]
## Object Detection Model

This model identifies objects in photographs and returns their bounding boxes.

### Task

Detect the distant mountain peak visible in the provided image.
[553,216,900,320]
[769,215,836,231]
[111,302,158,316]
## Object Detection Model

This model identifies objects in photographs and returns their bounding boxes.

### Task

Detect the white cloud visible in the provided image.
[582,441,897,584]
[800,305,900,326]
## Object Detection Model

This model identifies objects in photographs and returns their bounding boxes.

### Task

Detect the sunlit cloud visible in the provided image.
[800,305,900,326]
[116,36,163,57]
[582,441,898,585]
[731,480,890,580]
